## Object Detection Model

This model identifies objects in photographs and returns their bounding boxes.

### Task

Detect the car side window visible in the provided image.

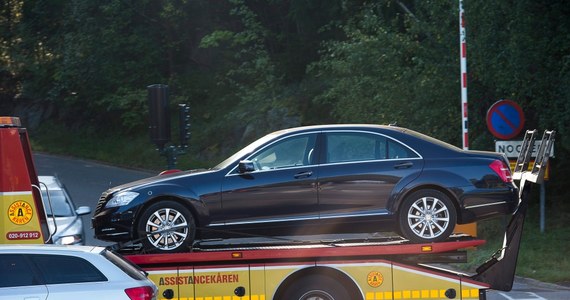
[387,139,417,159]
[0,254,39,287]
[29,254,107,284]
[327,133,377,163]
[250,134,316,170]
[326,132,417,163]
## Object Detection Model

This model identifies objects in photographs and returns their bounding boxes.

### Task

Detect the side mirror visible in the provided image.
[238,160,255,173]
[76,206,92,216]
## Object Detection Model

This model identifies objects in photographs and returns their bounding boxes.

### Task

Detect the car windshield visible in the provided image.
[213,131,282,170]
[41,190,74,217]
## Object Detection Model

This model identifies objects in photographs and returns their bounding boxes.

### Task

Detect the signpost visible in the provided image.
[495,140,555,158]
[486,99,525,140]
[488,101,553,234]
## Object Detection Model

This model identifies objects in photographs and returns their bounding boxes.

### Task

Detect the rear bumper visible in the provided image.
[459,185,519,223]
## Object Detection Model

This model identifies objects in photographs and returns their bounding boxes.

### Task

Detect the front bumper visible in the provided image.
[92,207,135,242]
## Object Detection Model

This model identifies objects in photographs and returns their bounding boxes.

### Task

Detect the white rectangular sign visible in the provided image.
[495,140,554,158]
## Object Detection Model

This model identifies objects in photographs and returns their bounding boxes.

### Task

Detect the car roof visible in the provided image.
[268,124,460,151]
[0,244,104,254]
[270,124,400,134]
[38,175,63,191]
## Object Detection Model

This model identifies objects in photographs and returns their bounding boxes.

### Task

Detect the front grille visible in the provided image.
[95,191,111,214]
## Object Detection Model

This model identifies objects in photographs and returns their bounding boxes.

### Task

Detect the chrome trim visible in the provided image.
[225,128,423,177]
[225,164,316,177]
[100,231,130,237]
[319,211,390,220]
[320,156,422,167]
[209,211,390,227]
[465,201,507,209]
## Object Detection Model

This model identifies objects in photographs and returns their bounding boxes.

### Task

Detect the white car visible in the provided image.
[0,245,158,300]
[39,175,91,245]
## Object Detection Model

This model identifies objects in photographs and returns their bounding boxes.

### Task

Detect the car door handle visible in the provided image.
[294,171,313,179]
[394,162,413,169]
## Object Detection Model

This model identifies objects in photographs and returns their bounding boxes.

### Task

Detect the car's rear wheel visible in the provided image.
[398,189,457,243]
[137,200,195,253]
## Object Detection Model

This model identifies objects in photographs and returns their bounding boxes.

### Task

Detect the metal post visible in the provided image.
[540,183,545,233]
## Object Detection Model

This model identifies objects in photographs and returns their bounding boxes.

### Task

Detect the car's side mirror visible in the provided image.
[238,160,255,173]
[76,206,92,216]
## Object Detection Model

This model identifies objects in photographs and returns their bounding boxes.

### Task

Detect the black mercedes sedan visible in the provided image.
[92,124,518,253]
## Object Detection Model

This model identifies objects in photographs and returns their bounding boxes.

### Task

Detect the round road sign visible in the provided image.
[486,99,525,140]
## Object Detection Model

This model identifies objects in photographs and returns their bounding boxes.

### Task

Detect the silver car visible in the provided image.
[0,245,158,300]
[39,175,91,245]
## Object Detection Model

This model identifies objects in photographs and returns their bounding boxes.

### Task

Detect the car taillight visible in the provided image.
[125,286,155,300]
[489,159,512,182]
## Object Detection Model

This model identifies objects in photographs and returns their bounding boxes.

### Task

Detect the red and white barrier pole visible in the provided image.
[459,0,469,150]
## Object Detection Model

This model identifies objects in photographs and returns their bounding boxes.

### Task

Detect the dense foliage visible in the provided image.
[1,0,568,196]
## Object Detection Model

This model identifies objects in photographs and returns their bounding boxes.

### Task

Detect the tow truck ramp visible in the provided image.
[472,129,555,292]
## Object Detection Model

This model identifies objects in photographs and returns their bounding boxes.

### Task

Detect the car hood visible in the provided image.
[47,216,82,239]
[105,168,216,193]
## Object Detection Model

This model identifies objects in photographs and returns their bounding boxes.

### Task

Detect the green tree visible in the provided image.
[308,1,462,144]
[468,1,570,147]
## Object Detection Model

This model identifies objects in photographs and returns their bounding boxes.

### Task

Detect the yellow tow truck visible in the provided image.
[0,116,554,300]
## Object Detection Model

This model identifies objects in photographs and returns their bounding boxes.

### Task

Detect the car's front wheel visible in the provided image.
[137,200,195,253]
[398,190,457,243]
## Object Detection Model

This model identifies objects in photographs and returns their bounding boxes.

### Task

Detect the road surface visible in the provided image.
[33,152,155,246]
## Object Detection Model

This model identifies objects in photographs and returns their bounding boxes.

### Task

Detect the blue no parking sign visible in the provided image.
[486,99,525,140]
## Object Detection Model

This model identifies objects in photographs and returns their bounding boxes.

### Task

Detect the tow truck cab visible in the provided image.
[0,116,51,245]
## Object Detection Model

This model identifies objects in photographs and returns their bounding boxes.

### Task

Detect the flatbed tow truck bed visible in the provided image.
[119,129,555,300]
[125,234,484,266]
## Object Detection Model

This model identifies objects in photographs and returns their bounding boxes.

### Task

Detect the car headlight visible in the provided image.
[105,191,139,208]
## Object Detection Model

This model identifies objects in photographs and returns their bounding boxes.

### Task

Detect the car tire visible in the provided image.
[137,200,195,253]
[398,189,457,243]
[278,274,356,300]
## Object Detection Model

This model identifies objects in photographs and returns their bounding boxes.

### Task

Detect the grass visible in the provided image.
[28,122,570,285]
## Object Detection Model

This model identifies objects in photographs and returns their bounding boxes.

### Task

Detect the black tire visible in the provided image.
[279,274,355,300]
[398,189,457,243]
[136,200,195,253]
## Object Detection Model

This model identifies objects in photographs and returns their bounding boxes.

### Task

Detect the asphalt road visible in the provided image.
[33,152,155,246]
[32,152,570,299]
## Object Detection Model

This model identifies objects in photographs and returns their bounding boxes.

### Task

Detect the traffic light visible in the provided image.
[147,84,171,149]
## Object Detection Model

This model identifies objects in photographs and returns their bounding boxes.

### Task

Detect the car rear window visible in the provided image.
[101,249,147,280]
[29,254,107,284]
